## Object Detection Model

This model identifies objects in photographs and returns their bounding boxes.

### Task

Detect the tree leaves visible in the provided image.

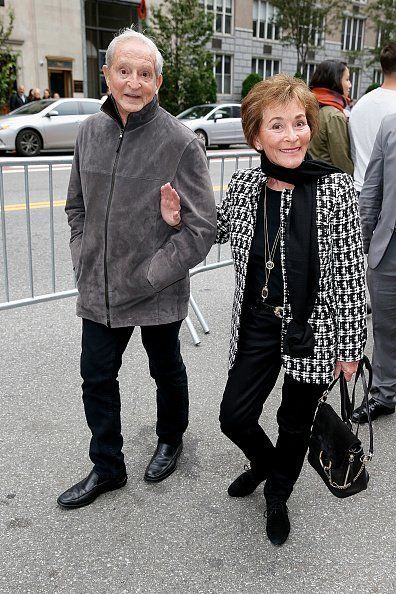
[145,0,217,115]
[0,9,18,111]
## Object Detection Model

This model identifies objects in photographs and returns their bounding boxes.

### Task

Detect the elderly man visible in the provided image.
[58,29,216,509]
[9,85,26,111]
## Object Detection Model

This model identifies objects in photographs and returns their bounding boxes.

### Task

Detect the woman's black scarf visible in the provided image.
[260,151,342,358]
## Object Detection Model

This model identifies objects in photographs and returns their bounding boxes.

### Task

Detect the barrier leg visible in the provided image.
[185,315,201,346]
[189,294,210,334]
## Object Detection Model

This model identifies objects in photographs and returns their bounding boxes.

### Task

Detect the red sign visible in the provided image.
[137,0,147,20]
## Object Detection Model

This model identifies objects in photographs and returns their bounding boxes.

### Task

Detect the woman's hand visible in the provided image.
[160,183,181,227]
[334,360,359,382]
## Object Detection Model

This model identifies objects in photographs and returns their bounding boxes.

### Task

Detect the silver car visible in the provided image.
[0,98,102,156]
[176,103,245,148]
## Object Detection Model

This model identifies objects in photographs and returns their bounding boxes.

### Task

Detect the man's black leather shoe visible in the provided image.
[144,442,182,482]
[57,469,127,509]
[228,464,266,497]
[352,397,395,424]
[265,499,290,546]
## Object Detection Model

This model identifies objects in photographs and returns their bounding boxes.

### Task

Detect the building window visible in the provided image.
[201,0,232,35]
[372,69,383,85]
[349,68,360,99]
[252,58,280,78]
[305,15,324,47]
[215,54,232,94]
[304,63,317,85]
[342,17,365,51]
[85,0,139,98]
[253,1,280,40]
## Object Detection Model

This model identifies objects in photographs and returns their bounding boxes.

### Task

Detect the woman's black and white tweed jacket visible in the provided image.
[216,167,367,385]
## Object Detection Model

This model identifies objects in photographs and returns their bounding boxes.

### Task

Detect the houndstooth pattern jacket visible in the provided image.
[216,167,367,384]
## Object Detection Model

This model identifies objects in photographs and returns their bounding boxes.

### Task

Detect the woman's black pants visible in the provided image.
[219,304,326,502]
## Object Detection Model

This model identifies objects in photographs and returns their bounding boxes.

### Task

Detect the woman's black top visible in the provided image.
[245,186,284,306]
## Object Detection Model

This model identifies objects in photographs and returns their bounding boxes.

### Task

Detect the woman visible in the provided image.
[309,60,354,174]
[161,75,366,546]
[43,88,51,99]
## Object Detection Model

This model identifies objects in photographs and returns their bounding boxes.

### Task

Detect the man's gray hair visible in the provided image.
[106,28,163,77]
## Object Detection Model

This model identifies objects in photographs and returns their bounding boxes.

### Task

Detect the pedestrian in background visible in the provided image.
[31,88,41,101]
[309,60,354,174]
[163,75,366,546]
[27,88,34,102]
[349,42,396,195]
[352,113,396,424]
[9,85,27,111]
[43,88,51,99]
[58,29,216,510]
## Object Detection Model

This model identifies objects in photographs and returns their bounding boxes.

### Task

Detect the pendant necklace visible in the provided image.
[261,184,281,301]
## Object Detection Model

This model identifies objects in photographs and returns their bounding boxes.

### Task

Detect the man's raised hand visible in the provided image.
[160,183,181,227]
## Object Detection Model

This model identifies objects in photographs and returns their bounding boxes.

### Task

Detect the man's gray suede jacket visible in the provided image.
[65,96,217,327]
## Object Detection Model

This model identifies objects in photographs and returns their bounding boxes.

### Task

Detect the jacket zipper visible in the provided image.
[104,128,124,327]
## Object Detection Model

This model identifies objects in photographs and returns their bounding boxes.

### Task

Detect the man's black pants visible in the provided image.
[81,318,188,478]
[219,305,326,501]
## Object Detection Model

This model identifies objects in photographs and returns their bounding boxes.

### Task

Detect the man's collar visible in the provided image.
[101,94,159,129]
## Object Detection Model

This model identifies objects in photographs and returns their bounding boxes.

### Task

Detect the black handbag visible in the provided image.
[308,355,373,498]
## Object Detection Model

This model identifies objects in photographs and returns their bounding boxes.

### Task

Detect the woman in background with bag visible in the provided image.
[309,60,354,174]
[160,75,366,546]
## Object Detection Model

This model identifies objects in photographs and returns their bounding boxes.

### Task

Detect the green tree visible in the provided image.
[241,73,262,99]
[0,9,18,111]
[270,0,348,76]
[145,0,216,115]
[365,82,381,94]
[367,0,396,61]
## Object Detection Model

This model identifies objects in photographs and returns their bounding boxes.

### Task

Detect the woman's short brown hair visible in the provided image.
[241,74,319,148]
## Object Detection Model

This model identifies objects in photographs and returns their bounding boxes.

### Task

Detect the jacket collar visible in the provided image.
[101,94,159,130]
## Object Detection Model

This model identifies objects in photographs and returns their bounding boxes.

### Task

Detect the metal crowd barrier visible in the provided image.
[0,150,259,344]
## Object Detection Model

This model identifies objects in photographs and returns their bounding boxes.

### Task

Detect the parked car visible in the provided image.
[0,98,102,157]
[176,103,245,148]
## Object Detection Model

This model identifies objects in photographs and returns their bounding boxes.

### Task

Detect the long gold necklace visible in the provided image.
[261,184,281,301]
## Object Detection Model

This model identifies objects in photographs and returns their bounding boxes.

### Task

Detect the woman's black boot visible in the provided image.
[228,463,266,497]
[264,498,290,546]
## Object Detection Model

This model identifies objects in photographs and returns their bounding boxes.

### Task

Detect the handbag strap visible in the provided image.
[320,355,374,460]
[321,371,351,423]
[353,355,374,459]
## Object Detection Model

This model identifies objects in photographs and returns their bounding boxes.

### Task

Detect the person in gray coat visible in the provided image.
[57,29,217,509]
[353,112,396,424]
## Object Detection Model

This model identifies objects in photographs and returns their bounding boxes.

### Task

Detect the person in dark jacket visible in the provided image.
[9,85,27,111]
[57,29,217,510]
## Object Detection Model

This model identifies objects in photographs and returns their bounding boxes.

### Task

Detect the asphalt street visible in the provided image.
[1,151,395,593]
[1,264,395,594]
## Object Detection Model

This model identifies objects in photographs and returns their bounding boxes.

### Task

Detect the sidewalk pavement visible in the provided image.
[1,265,395,594]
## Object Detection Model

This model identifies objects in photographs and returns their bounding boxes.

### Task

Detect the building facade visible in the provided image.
[195,0,381,101]
[1,0,384,102]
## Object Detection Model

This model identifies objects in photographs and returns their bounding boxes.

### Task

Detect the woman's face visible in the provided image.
[254,99,311,169]
[341,67,351,97]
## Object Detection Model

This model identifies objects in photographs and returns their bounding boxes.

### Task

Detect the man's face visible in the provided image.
[103,39,162,123]
[18,86,25,96]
